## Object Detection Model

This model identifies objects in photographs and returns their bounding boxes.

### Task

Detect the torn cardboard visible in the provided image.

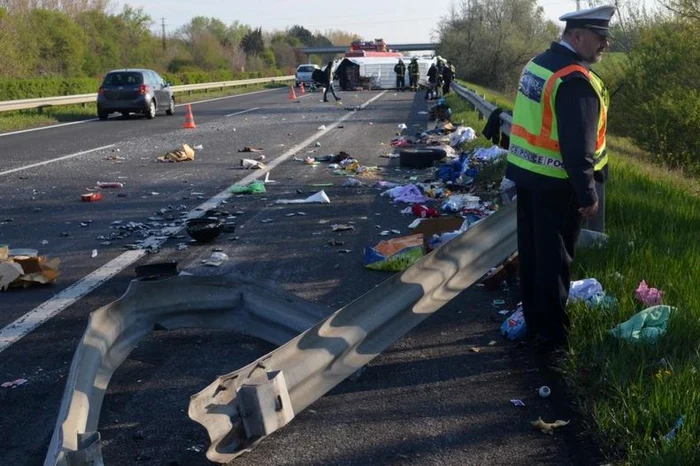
[0,247,60,290]
[157,144,195,162]
[411,216,466,248]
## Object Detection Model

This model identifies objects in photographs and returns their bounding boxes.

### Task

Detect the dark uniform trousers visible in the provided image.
[516,185,582,343]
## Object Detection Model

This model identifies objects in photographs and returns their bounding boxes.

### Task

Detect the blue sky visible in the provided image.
[115,1,604,43]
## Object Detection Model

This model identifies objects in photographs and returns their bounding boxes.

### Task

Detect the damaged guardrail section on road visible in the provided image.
[189,204,518,463]
[44,273,332,466]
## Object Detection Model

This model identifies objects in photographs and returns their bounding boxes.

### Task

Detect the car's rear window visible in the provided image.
[103,72,144,86]
[297,65,316,72]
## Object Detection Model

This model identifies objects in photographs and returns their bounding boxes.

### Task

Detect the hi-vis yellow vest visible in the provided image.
[508,61,609,179]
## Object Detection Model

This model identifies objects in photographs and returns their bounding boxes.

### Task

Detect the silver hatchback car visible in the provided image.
[97,69,175,120]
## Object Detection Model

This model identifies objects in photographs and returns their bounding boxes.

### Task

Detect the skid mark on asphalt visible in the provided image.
[0,91,388,354]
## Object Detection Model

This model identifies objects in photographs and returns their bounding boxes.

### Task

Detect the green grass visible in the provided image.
[451,80,700,464]
[0,82,290,133]
[562,153,700,465]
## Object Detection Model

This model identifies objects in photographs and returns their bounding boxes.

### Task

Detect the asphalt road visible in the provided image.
[0,88,598,465]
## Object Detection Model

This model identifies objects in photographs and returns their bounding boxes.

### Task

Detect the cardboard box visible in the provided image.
[411,216,466,249]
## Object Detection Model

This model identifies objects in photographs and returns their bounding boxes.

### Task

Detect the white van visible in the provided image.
[295,64,320,87]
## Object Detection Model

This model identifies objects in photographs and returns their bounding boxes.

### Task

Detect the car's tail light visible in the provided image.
[139,85,150,95]
[98,86,104,96]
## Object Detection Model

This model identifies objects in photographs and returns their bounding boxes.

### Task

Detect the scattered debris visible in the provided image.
[538,386,551,398]
[510,399,526,407]
[237,147,262,152]
[0,246,60,291]
[275,190,330,205]
[241,158,266,169]
[228,180,266,194]
[202,252,228,267]
[364,234,424,272]
[81,192,103,202]
[663,415,685,442]
[531,418,569,435]
[96,182,124,189]
[331,224,354,232]
[635,279,664,307]
[501,307,526,340]
[609,305,677,343]
[1,378,28,388]
[157,144,195,162]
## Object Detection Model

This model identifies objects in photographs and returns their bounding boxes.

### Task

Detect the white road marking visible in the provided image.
[0,91,387,354]
[0,88,284,138]
[0,145,116,177]
[226,107,260,117]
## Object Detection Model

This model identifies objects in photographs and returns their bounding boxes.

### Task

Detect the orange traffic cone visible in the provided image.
[288,85,297,100]
[183,104,196,129]
[299,82,306,94]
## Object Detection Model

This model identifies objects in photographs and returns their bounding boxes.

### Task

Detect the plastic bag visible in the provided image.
[228,180,266,194]
[501,309,527,340]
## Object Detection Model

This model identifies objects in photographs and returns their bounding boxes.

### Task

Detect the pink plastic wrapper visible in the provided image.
[635,280,663,307]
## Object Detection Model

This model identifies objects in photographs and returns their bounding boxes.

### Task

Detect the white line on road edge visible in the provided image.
[226,107,260,117]
[0,251,146,352]
[0,144,116,177]
[0,88,284,138]
[0,91,388,355]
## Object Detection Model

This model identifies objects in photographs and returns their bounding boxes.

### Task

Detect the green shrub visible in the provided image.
[0,77,99,100]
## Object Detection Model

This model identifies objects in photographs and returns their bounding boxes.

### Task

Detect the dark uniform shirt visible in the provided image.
[506,42,607,208]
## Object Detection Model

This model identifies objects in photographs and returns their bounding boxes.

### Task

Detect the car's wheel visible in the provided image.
[166,97,175,116]
[145,100,156,119]
[98,110,109,121]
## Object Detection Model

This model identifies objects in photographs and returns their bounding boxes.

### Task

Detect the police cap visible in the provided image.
[560,5,616,38]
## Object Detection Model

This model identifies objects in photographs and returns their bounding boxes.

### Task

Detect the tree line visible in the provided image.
[0,1,357,84]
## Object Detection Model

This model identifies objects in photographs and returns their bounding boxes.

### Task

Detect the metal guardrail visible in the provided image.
[0,75,295,112]
[451,81,512,136]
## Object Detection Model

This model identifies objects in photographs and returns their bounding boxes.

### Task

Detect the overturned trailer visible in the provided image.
[334,56,435,91]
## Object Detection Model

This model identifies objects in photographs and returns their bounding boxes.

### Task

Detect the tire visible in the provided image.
[145,100,156,119]
[165,97,174,116]
[98,111,109,121]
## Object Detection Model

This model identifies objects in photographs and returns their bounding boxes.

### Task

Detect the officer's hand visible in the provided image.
[578,201,599,218]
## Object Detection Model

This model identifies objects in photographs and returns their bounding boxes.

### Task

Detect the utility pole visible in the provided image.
[161,17,167,51]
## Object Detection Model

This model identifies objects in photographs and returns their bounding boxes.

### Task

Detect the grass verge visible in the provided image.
[0,82,289,133]
[450,80,700,464]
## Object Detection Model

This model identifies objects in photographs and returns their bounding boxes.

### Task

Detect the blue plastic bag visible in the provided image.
[501,309,527,340]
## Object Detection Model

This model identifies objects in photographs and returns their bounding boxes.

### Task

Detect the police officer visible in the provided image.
[408,57,420,91]
[426,62,439,100]
[505,5,615,349]
[394,58,407,91]
[442,60,455,95]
